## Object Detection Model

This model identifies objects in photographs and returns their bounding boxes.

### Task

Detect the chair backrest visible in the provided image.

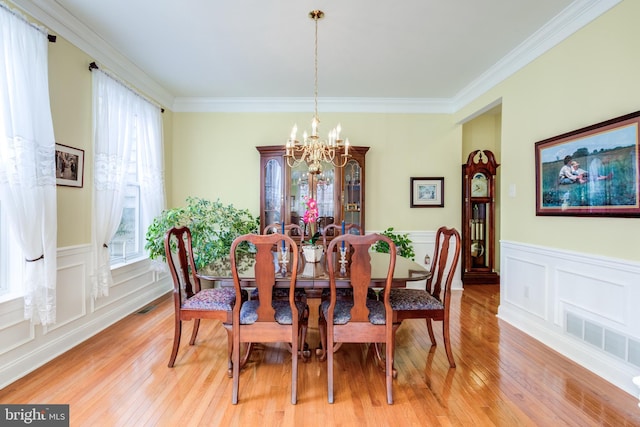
[427,226,461,301]
[321,223,363,250]
[263,222,303,237]
[263,223,304,256]
[326,233,396,323]
[164,226,201,306]
[230,233,299,322]
[316,216,335,235]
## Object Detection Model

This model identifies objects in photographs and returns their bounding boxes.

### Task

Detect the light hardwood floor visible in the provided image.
[1,285,639,426]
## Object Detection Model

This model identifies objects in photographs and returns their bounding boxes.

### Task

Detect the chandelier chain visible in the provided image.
[314,14,319,122]
[284,10,350,175]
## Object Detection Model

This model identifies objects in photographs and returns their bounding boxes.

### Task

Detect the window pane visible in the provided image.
[110,185,141,262]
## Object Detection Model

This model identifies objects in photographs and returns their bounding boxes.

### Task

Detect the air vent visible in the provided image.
[565,312,640,368]
[136,305,156,314]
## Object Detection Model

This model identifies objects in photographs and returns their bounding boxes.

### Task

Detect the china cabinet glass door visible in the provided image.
[343,159,362,230]
[263,157,283,227]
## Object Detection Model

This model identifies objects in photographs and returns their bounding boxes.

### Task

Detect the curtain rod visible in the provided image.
[0,1,56,42]
[88,62,164,113]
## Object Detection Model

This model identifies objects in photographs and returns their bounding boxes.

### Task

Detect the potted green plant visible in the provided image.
[145,196,260,270]
[372,227,415,260]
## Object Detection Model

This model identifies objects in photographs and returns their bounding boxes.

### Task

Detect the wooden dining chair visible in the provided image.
[262,222,307,301]
[164,226,246,369]
[318,233,397,404]
[229,233,307,404]
[389,226,461,368]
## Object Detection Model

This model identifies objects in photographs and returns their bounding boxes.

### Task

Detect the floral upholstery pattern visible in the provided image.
[240,299,308,325]
[321,299,387,325]
[182,287,241,311]
[388,288,444,311]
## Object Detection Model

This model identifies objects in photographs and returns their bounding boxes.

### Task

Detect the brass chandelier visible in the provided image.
[285,10,350,175]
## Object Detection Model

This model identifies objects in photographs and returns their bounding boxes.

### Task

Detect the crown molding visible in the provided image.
[10,0,621,115]
[172,96,455,114]
[10,0,175,108]
[452,0,621,111]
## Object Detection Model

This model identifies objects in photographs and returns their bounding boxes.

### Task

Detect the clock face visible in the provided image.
[471,172,488,197]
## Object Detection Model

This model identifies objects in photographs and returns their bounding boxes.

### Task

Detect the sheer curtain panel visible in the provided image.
[91,69,164,298]
[0,4,57,325]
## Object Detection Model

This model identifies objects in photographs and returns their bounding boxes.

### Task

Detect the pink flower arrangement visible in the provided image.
[302,196,320,245]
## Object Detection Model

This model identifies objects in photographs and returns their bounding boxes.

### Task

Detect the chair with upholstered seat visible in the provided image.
[390,226,461,368]
[318,233,397,404]
[164,226,245,369]
[229,233,307,404]
[315,223,375,360]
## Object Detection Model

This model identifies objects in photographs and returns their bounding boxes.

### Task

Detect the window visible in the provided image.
[109,136,143,264]
[91,68,164,288]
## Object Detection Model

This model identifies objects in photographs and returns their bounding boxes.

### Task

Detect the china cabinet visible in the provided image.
[257,145,368,238]
[461,150,499,284]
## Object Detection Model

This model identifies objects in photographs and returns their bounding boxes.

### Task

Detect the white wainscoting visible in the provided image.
[0,244,172,389]
[499,240,640,397]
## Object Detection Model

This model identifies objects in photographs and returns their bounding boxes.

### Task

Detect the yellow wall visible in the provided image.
[48,36,93,247]
[455,0,639,262]
[171,112,462,232]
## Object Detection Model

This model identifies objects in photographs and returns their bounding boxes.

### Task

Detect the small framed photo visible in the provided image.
[410,177,444,207]
[55,143,84,187]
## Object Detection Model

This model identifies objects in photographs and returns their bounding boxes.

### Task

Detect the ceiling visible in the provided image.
[13,0,619,112]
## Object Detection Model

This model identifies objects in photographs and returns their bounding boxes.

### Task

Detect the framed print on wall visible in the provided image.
[55,143,84,188]
[410,177,444,207]
[535,111,640,217]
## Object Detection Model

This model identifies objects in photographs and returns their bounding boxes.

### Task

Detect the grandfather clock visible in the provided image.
[462,150,500,284]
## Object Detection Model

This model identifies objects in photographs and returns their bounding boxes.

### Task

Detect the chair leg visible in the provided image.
[232,333,240,404]
[426,318,437,346]
[189,318,201,345]
[291,329,299,404]
[327,329,334,403]
[386,333,394,404]
[224,325,233,377]
[299,311,310,362]
[442,318,456,368]
[317,311,327,361]
[168,318,182,368]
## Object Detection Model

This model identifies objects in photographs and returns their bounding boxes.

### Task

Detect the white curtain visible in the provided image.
[91,69,164,298]
[0,5,57,325]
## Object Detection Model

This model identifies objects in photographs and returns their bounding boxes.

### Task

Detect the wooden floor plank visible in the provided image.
[1,285,639,426]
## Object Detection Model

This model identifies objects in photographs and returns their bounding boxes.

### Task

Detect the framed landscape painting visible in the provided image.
[410,177,444,207]
[535,111,640,217]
